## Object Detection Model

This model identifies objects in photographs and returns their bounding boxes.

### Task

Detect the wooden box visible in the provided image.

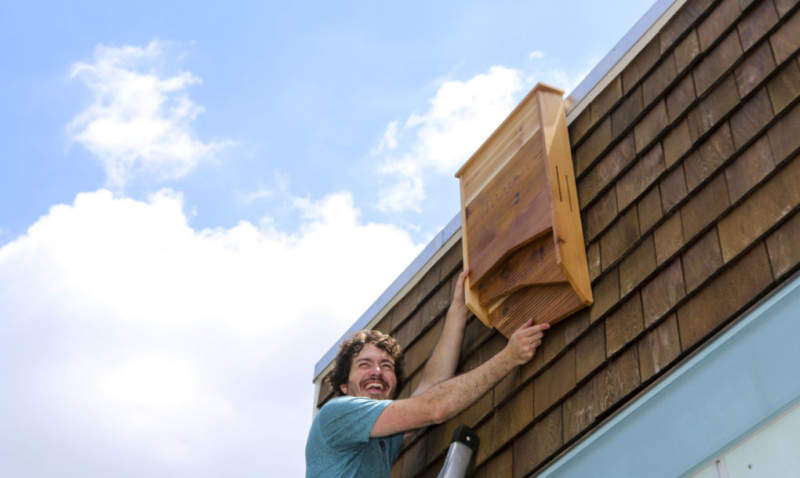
[455,83,592,337]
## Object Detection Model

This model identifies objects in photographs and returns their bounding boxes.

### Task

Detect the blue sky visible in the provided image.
[1,1,654,476]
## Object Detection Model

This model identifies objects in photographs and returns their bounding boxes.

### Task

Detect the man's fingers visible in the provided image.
[516,321,549,337]
[453,269,470,300]
[455,269,469,289]
[524,320,549,331]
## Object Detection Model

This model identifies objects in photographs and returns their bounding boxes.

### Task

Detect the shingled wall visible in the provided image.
[316,0,800,475]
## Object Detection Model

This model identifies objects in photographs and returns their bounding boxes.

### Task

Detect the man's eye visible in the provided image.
[382,364,394,371]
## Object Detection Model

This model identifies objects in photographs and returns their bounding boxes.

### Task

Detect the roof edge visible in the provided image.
[565,0,683,121]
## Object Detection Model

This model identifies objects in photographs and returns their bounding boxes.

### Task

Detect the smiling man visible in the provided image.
[305,270,549,477]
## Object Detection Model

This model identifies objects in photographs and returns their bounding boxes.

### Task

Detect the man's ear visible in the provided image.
[340,384,348,395]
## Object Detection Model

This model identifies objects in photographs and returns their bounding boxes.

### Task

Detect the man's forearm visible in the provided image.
[371,345,518,437]
[370,319,548,438]
[413,272,470,396]
[416,344,516,423]
[414,303,468,394]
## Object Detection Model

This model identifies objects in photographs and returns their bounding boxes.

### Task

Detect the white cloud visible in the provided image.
[376,65,525,212]
[67,40,229,190]
[237,170,291,204]
[373,120,399,154]
[377,175,425,213]
[373,57,599,213]
[238,187,274,203]
[0,189,421,476]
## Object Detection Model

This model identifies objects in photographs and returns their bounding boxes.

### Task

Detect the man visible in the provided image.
[306,270,549,477]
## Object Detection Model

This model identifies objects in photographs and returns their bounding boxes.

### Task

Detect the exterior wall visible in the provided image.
[537,271,800,477]
[315,0,800,476]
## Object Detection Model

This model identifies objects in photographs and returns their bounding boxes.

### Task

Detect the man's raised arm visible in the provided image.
[412,269,471,397]
[370,318,549,437]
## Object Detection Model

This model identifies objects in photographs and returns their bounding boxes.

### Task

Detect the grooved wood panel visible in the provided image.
[489,283,585,337]
[475,234,566,306]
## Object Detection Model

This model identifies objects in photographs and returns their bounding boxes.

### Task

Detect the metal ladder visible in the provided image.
[436,425,480,478]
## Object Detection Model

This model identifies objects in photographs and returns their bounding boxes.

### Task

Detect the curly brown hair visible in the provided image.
[329,330,405,398]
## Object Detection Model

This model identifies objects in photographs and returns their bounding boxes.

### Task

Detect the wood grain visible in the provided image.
[465,131,551,285]
[489,284,584,337]
[457,93,542,205]
[475,234,566,307]
[538,89,593,304]
[457,83,593,333]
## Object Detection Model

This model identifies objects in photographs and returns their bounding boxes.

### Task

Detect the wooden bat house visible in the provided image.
[455,83,593,337]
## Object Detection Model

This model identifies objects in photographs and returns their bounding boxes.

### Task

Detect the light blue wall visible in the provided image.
[538,272,800,478]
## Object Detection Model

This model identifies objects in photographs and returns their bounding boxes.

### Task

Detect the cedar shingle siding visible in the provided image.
[317,0,800,475]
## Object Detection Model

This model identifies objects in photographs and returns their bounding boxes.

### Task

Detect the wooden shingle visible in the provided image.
[641,258,686,327]
[766,211,800,277]
[737,0,780,50]
[682,226,724,291]
[769,7,800,63]
[697,0,742,51]
[718,154,800,261]
[735,40,777,97]
[677,242,773,348]
[730,87,774,148]
[766,55,800,113]
[637,314,681,381]
[605,292,644,356]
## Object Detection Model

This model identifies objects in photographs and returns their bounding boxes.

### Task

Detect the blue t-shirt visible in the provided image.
[305,396,404,478]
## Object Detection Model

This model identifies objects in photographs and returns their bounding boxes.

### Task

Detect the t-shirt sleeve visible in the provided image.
[317,397,393,449]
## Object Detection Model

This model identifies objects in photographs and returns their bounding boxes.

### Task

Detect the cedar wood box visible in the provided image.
[313,0,800,475]
[455,83,593,337]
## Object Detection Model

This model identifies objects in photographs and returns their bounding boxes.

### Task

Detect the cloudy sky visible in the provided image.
[1,1,655,475]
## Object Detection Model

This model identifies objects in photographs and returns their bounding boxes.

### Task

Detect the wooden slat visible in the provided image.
[464,131,552,285]
[457,96,542,205]
[475,234,567,307]
[489,284,584,337]
[538,88,593,304]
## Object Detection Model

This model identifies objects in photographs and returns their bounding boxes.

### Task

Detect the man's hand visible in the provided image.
[503,318,550,366]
